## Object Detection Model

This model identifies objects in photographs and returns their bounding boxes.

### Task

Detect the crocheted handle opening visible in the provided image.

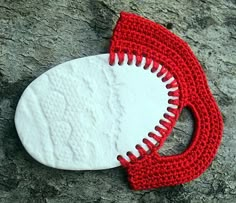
[109,12,223,190]
[123,94,223,190]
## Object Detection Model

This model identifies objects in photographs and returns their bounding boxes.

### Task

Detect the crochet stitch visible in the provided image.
[109,12,223,190]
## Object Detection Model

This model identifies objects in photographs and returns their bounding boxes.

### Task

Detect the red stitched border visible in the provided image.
[110,53,180,166]
[109,12,224,190]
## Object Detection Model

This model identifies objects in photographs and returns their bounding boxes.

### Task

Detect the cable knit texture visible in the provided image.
[109,12,224,190]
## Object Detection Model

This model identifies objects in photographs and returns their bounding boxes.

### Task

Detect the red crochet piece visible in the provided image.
[109,12,223,190]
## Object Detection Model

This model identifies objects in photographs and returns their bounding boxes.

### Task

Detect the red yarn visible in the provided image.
[109,12,223,190]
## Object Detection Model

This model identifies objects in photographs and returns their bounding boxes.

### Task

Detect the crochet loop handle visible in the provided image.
[109,12,223,190]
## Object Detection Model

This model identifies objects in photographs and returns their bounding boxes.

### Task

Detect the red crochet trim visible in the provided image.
[110,53,180,166]
[109,12,224,190]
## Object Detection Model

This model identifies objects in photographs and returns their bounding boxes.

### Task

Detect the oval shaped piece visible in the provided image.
[15,54,173,170]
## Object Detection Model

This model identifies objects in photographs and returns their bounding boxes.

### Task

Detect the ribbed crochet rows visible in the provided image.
[109,12,223,190]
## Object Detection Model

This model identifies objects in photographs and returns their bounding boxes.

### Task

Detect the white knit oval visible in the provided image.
[15,54,178,170]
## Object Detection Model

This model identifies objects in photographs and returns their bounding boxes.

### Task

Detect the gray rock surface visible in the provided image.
[0,0,235,202]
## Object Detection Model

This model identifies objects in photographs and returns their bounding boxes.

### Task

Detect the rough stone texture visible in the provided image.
[0,0,235,202]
